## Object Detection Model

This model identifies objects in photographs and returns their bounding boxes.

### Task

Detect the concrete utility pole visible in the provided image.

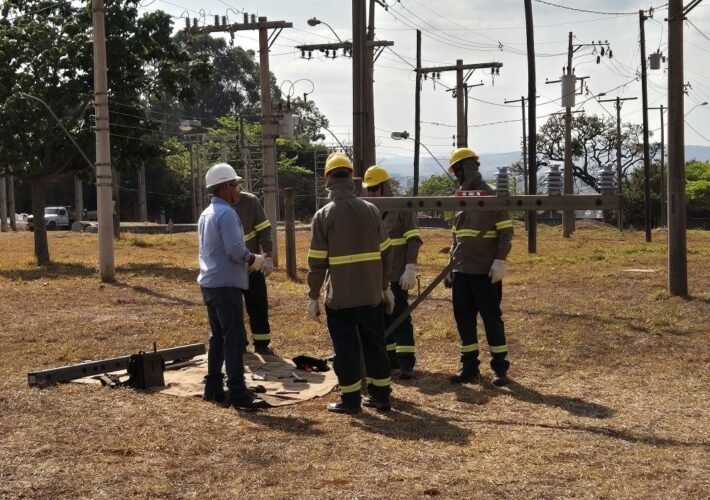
[599,96,637,230]
[8,175,16,230]
[188,15,292,267]
[92,0,115,281]
[363,0,377,171]
[524,0,537,254]
[414,29,421,195]
[353,0,366,177]
[639,10,653,242]
[650,105,666,226]
[415,61,503,148]
[0,176,7,232]
[667,0,687,296]
[74,175,83,223]
[563,32,575,238]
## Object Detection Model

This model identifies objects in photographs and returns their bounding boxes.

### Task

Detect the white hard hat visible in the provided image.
[205,163,242,189]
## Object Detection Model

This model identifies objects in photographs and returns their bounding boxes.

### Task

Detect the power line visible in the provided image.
[533,0,667,16]
[687,19,710,42]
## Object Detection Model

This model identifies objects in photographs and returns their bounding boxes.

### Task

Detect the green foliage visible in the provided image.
[416,174,456,222]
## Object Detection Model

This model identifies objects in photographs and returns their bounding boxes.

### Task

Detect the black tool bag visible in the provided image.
[127,350,165,389]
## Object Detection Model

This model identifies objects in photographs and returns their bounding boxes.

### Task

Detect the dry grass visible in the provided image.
[0,223,709,498]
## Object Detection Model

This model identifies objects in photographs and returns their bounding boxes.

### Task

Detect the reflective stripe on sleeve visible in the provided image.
[254,220,271,232]
[495,220,514,230]
[308,249,328,259]
[403,229,420,239]
[380,238,392,251]
[396,345,416,354]
[390,238,406,246]
[386,343,397,352]
[244,230,256,241]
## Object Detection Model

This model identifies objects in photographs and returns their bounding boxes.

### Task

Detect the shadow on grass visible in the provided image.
[116,263,198,283]
[109,280,201,307]
[350,398,473,444]
[239,412,326,437]
[0,262,97,280]
[412,370,613,419]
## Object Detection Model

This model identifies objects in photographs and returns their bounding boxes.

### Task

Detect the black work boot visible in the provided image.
[362,395,391,412]
[203,385,226,403]
[254,343,276,356]
[491,372,511,386]
[326,401,361,414]
[227,390,269,410]
[450,365,481,384]
[397,356,415,380]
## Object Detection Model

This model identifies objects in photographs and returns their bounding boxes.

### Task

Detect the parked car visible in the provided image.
[27,206,72,231]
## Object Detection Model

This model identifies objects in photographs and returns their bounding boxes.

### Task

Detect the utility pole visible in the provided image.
[353,0,366,177]
[363,0,376,171]
[416,61,503,148]
[667,0,687,296]
[92,0,115,281]
[189,15,292,267]
[524,0,537,254]
[599,96,637,230]
[640,10,652,242]
[138,165,147,222]
[8,175,16,230]
[414,29,421,195]
[650,105,666,226]
[0,176,7,232]
[504,96,530,194]
[74,176,83,223]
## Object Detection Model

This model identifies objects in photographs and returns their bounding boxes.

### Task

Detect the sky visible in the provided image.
[142,0,710,165]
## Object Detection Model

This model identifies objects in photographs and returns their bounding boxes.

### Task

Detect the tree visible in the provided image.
[536,113,659,192]
[0,0,201,265]
[685,160,710,218]
[414,174,456,220]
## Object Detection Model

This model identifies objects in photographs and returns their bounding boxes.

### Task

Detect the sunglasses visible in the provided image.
[228,182,240,187]
[366,185,381,192]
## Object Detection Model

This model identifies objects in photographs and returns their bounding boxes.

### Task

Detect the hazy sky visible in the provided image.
[144,0,710,161]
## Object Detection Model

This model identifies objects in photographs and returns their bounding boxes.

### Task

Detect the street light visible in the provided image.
[390,130,453,180]
[686,101,708,117]
[179,119,202,132]
[306,17,343,43]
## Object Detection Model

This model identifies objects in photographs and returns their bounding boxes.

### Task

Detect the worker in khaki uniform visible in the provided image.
[234,182,275,356]
[362,165,422,379]
[307,153,395,414]
[446,147,513,386]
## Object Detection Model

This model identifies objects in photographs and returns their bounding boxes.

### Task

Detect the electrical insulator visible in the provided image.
[222,16,227,26]
[185,18,190,31]
[301,49,305,58]
[193,18,198,27]
[496,67,500,75]
[214,15,219,26]
[598,165,616,194]
[308,51,312,59]
[491,67,494,75]
[251,14,256,23]
[596,55,601,64]
[495,167,510,196]
[600,47,605,56]
[243,13,248,23]
[545,165,563,195]
[343,48,347,56]
[609,49,613,59]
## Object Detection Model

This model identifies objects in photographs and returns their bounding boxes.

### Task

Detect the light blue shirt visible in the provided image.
[197,197,251,289]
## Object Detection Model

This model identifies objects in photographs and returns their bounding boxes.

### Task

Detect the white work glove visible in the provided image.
[488,259,507,283]
[306,297,321,323]
[262,256,273,277]
[382,286,395,315]
[249,253,265,272]
[399,263,417,291]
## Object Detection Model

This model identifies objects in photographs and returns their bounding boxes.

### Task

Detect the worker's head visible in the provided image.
[205,163,242,205]
[324,152,354,179]
[361,165,392,198]
[448,147,481,189]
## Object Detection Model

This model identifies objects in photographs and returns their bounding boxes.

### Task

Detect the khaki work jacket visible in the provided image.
[382,210,422,283]
[235,191,272,255]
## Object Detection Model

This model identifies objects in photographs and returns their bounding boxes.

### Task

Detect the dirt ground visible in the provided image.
[0,223,708,498]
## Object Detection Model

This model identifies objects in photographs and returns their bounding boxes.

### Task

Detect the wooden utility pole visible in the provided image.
[8,175,16,230]
[524,0,537,254]
[352,0,366,177]
[667,0,687,296]
[92,0,115,281]
[138,165,148,222]
[639,10,652,242]
[74,175,83,223]
[363,0,376,170]
[415,61,503,149]
[650,105,666,226]
[284,188,297,280]
[599,96,637,230]
[0,176,7,232]
[414,29,422,195]
[189,16,292,266]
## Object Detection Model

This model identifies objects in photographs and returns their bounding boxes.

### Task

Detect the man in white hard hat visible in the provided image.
[198,162,268,410]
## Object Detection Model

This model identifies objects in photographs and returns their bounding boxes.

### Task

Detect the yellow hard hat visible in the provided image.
[448,147,480,172]
[324,152,353,177]
[362,165,391,188]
